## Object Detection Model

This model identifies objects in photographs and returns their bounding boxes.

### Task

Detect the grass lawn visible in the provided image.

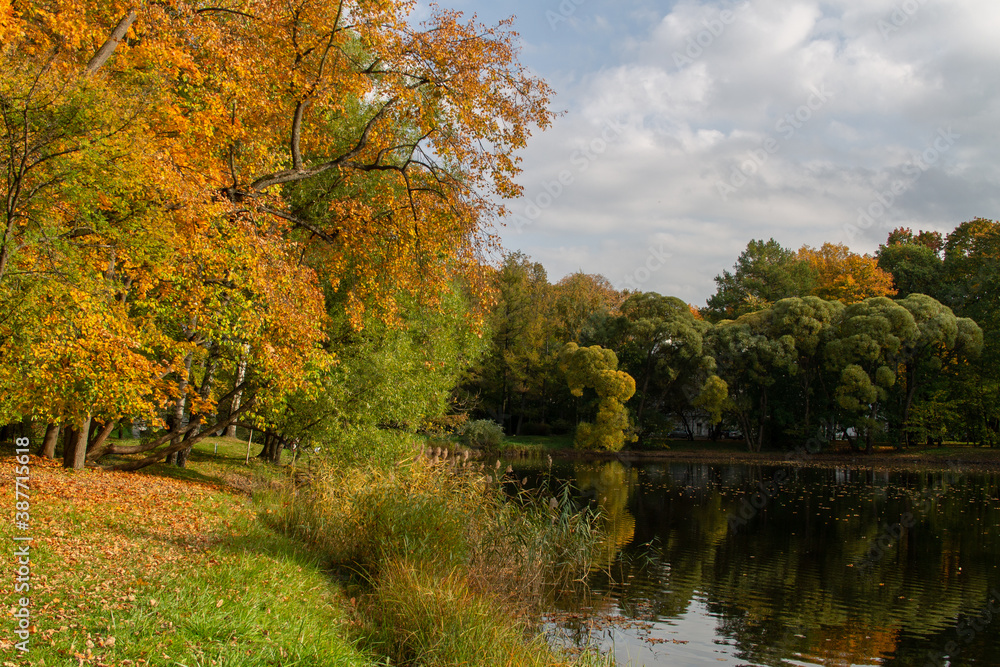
[503,434,575,453]
[1,437,371,666]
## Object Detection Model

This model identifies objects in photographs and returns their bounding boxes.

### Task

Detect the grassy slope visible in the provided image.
[0,438,373,667]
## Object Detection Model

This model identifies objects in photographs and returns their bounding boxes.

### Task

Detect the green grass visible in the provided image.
[503,434,576,453]
[100,524,371,666]
[3,433,609,667]
[1,457,370,667]
[894,443,1000,460]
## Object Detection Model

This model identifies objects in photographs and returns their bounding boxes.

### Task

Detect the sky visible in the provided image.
[417,0,1000,306]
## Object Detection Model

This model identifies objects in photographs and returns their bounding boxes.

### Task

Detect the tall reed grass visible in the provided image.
[263,456,608,666]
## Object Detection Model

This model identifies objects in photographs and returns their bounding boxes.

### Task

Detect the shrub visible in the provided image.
[421,412,469,436]
[461,419,504,449]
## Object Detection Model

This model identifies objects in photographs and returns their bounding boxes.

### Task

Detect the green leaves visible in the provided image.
[558,342,635,451]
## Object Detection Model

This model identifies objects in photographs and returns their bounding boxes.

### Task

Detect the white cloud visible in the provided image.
[489,0,1000,304]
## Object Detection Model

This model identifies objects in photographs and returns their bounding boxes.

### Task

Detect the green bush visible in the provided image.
[461,419,505,449]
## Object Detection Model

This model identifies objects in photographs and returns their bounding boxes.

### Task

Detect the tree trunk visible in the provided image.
[38,423,60,458]
[86,9,138,74]
[257,432,283,463]
[753,390,768,453]
[865,404,877,455]
[226,344,249,438]
[102,411,244,472]
[167,353,193,466]
[85,421,119,462]
[901,361,919,448]
[176,439,193,467]
[177,346,220,468]
[63,416,91,469]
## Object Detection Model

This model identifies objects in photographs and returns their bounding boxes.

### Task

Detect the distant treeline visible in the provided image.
[461,220,1000,452]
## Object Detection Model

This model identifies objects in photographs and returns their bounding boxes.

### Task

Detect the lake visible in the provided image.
[515,460,1000,666]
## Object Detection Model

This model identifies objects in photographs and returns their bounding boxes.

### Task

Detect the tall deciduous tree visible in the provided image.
[471,253,554,434]
[876,226,945,300]
[1,0,554,468]
[550,272,623,343]
[610,292,721,440]
[893,294,982,446]
[707,313,796,452]
[825,297,918,453]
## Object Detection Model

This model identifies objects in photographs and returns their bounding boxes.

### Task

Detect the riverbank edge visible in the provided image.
[511,447,1000,471]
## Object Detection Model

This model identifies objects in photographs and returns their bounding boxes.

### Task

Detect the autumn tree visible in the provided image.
[940,219,1000,445]
[1,0,554,468]
[796,243,896,303]
[550,272,623,343]
[251,279,486,464]
[558,343,635,451]
[464,253,556,434]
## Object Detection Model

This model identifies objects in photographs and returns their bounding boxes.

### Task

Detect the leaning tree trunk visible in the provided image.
[63,416,91,469]
[38,423,60,458]
[84,420,119,462]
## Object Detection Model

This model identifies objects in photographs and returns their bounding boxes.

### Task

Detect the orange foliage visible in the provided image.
[797,243,897,303]
[802,624,899,666]
[1,0,551,457]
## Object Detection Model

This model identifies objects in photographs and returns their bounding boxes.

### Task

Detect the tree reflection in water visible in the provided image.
[520,460,1000,667]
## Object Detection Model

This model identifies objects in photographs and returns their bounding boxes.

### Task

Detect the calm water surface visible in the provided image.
[516,460,1000,666]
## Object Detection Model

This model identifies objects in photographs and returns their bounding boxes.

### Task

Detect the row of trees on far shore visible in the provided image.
[463,221,999,453]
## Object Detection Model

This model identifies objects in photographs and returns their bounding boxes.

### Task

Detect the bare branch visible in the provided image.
[195,7,259,20]
[248,97,397,192]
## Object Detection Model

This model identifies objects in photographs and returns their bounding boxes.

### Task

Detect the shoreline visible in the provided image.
[506,446,1000,472]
